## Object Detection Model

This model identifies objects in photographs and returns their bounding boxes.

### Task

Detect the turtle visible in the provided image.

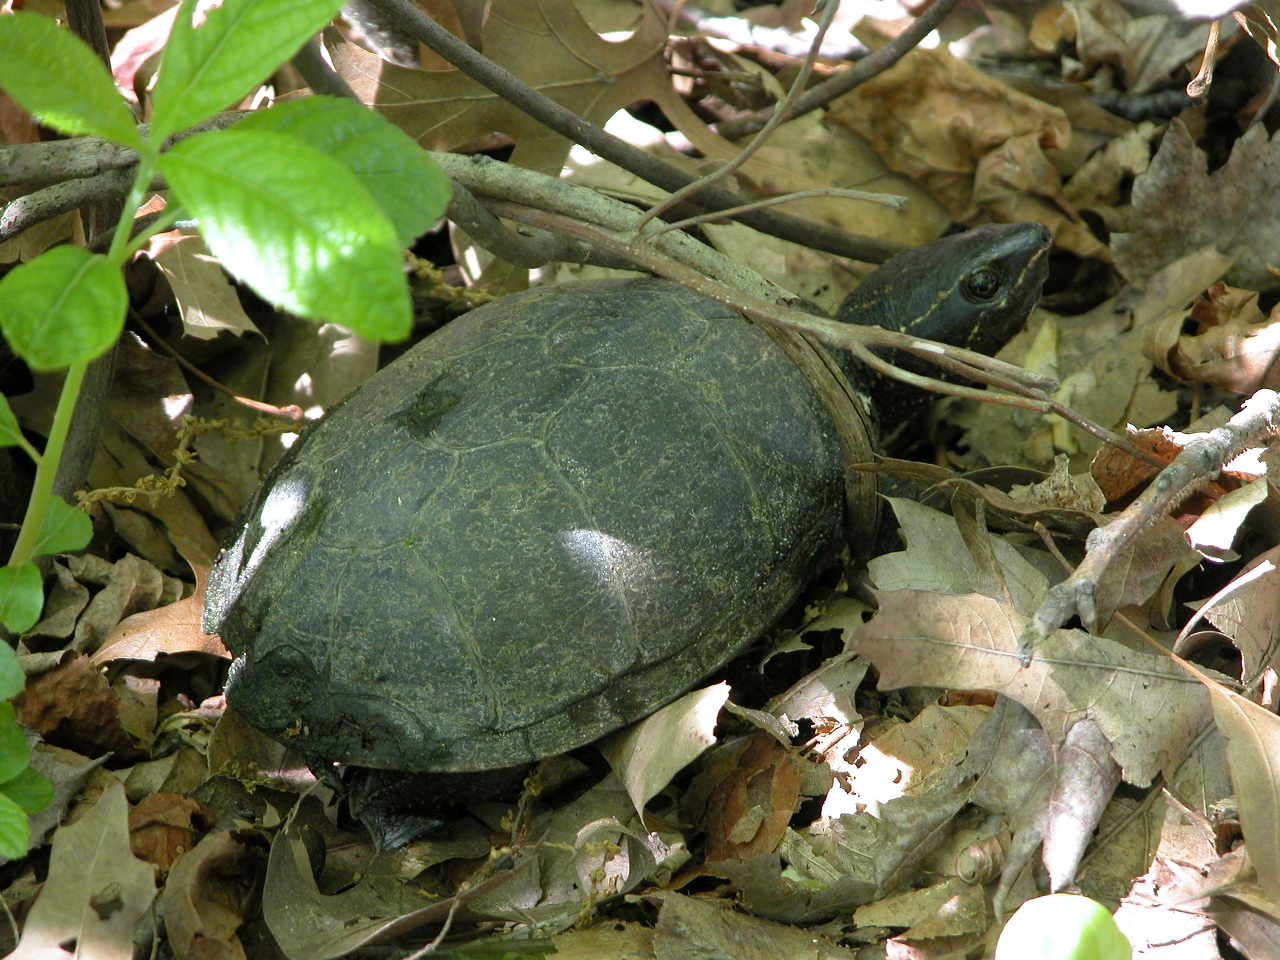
[204,223,1051,781]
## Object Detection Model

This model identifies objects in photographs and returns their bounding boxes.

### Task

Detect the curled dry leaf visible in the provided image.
[703,733,803,863]
[827,47,1070,223]
[160,829,267,960]
[13,653,141,760]
[599,681,730,821]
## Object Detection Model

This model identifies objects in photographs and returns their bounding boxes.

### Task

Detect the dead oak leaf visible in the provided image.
[1066,0,1215,94]
[827,47,1070,221]
[851,589,1211,787]
[91,561,228,667]
[1166,284,1280,393]
[1113,120,1280,290]
[329,0,670,173]
[7,783,156,960]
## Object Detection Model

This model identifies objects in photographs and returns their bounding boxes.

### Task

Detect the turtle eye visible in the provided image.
[962,265,1003,301]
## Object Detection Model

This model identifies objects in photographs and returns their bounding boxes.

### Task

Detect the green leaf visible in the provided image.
[0,564,42,635]
[150,0,346,142]
[0,396,22,450]
[0,792,29,860]
[35,497,92,556]
[0,706,30,786]
[235,97,453,246]
[160,130,411,341]
[0,767,53,816]
[0,12,143,149]
[0,246,126,372]
[0,646,24,701]
[995,894,1131,960]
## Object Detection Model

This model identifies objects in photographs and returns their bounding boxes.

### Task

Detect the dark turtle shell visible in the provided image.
[205,278,848,772]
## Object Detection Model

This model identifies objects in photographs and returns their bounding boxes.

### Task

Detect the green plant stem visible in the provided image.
[124,207,182,259]
[7,153,162,567]
[106,155,157,265]
[7,361,88,567]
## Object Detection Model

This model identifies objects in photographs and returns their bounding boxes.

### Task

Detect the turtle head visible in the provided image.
[835,223,1052,446]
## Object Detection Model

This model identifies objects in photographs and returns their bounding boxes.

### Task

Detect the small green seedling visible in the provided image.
[995,894,1132,960]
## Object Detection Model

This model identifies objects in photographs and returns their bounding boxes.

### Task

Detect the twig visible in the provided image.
[0,170,134,243]
[635,0,840,230]
[647,186,907,238]
[715,0,963,141]
[292,34,359,99]
[1019,389,1280,658]
[357,0,904,264]
[453,181,666,272]
[1187,18,1219,98]
[131,315,306,422]
[0,114,243,243]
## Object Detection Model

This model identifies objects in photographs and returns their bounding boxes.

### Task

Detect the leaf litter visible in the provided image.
[4,0,1280,956]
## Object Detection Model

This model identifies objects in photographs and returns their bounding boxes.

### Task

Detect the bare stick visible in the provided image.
[715,0,963,141]
[1019,389,1280,658]
[357,0,904,264]
[635,0,840,230]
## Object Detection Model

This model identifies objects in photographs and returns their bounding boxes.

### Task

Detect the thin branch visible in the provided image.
[489,199,1045,403]
[358,0,905,264]
[1019,389,1280,658]
[648,186,907,239]
[0,170,134,243]
[635,0,840,230]
[715,0,964,141]
[447,181,639,270]
[292,34,359,99]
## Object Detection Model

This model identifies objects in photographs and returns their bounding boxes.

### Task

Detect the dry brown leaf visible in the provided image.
[1113,121,1280,290]
[827,47,1070,220]
[853,590,1210,787]
[88,420,224,563]
[109,4,176,103]
[25,558,90,641]
[1066,0,1215,93]
[703,734,803,863]
[1091,424,1237,508]
[263,813,541,956]
[1062,120,1158,220]
[330,0,671,173]
[1199,545,1280,680]
[1041,718,1122,890]
[147,232,258,341]
[160,830,266,960]
[1165,285,1280,393]
[652,890,861,960]
[92,563,228,666]
[1029,3,1076,51]
[1204,683,1280,900]
[14,654,141,760]
[7,783,157,960]
[853,875,990,940]
[850,705,988,809]
[599,681,729,821]
[128,793,215,877]
[550,923,656,960]
[975,131,1108,260]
